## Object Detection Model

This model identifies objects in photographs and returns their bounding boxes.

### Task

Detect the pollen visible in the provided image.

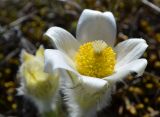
[75,40,116,78]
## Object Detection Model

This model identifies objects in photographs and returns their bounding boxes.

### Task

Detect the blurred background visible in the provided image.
[0,0,160,117]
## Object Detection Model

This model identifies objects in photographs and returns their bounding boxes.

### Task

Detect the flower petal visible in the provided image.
[76,9,116,46]
[79,75,108,93]
[61,72,109,117]
[115,38,148,68]
[36,45,44,58]
[104,59,147,82]
[44,49,77,74]
[44,27,80,58]
[20,50,35,62]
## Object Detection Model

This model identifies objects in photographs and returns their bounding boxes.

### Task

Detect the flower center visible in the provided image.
[75,40,116,78]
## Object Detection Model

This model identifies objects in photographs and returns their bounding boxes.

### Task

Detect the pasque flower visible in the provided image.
[18,46,59,114]
[44,9,148,117]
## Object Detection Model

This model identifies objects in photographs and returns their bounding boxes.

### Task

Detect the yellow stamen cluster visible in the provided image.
[75,40,116,78]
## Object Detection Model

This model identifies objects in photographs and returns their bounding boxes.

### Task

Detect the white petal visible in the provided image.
[76,9,116,46]
[44,27,80,58]
[79,75,108,93]
[115,38,148,68]
[44,49,77,74]
[61,70,109,117]
[104,59,147,82]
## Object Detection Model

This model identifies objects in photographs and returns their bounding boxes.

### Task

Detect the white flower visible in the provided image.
[17,46,59,113]
[44,9,148,117]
